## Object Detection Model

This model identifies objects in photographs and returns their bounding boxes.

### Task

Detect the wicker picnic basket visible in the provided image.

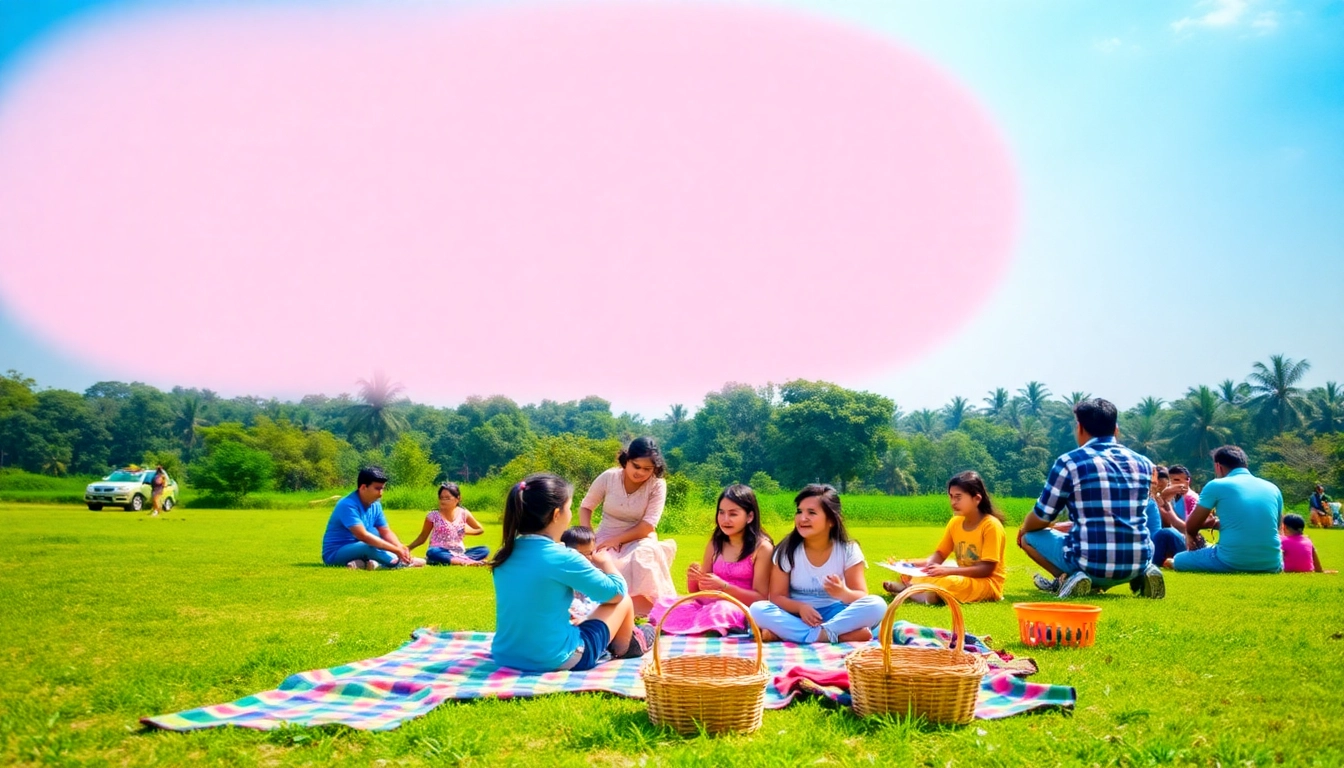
[641,591,769,735]
[845,584,988,725]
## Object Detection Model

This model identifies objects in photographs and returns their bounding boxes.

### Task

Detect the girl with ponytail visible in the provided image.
[491,473,655,672]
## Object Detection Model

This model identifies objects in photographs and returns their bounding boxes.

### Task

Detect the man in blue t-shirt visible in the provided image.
[321,466,423,569]
[1172,446,1283,573]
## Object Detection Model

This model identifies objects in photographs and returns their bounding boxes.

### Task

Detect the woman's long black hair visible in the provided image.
[947,470,1004,522]
[710,484,772,562]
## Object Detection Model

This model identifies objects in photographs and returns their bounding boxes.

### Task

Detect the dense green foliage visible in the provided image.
[2,504,1340,767]
[1,353,1340,508]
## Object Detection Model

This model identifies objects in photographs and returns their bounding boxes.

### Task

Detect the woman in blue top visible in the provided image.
[491,473,656,672]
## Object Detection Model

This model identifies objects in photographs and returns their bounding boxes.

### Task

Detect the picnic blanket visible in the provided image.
[143,621,1073,732]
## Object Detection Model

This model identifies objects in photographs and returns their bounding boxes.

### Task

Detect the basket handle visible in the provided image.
[877,584,967,674]
[649,590,764,676]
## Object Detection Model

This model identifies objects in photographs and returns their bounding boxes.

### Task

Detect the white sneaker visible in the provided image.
[365,560,381,571]
[346,559,366,570]
[1032,573,1059,593]
[1056,572,1092,599]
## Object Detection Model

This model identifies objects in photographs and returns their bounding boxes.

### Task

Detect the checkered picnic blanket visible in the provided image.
[143,622,1072,732]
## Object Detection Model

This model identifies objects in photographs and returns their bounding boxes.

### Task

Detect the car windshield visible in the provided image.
[105,471,145,482]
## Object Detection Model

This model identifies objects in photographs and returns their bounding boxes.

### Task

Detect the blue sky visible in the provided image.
[2,0,1341,418]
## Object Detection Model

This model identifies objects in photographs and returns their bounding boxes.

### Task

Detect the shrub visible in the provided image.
[189,442,274,500]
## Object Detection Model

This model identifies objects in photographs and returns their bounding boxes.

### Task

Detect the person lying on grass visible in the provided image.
[491,473,655,673]
[748,484,886,643]
[1280,514,1334,574]
[321,466,426,570]
[883,471,1006,605]
[406,482,490,566]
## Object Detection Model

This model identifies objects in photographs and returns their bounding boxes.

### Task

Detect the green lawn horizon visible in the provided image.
[2,504,1342,767]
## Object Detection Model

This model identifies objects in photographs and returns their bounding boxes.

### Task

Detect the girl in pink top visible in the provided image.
[408,483,490,566]
[1280,514,1333,573]
[648,485,774,635]
[580,437,677,615]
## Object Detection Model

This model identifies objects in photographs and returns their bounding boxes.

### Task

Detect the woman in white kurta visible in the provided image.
[579,437,677,616]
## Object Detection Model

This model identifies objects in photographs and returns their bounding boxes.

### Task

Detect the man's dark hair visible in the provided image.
[357,466,389,488]
[1073,398,1119,438]
[1211,446,1248,470]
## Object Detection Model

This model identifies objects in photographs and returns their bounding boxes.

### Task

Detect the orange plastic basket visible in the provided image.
[1012,603,1101,648]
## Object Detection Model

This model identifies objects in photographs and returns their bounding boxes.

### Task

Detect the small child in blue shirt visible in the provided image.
[491,474,655,672]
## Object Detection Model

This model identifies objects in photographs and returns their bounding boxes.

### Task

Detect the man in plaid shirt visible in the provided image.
[1017,398,1165,599]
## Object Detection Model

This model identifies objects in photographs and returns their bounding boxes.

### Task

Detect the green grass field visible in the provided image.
[2,504,1342,767]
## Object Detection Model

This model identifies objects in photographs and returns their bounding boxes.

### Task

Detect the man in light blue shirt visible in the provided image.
[321,466,422,569]
[1172,446,1283,573]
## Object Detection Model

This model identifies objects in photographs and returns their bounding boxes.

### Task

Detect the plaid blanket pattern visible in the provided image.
[143,623,1072,732]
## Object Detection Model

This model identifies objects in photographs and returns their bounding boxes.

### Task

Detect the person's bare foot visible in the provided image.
[1161,558,1175,570]
[882,580,907,595]
[837,628,873,643]
[757,628,781,642]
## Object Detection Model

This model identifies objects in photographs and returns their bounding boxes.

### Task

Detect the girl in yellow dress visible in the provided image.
[884,470,1006,605]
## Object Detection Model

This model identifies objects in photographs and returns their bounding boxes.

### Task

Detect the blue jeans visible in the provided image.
[324,542,398,567]
[1172,546,1282,573]
[1022,529,1141,590]
[1151,529,1186,566]
[749,596,887,643]
[427,546,491,565]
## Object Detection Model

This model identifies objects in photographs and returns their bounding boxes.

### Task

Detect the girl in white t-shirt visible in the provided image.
[748,485,886,643]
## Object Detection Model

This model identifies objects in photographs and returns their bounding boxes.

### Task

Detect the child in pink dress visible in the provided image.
[648,485,774,635]
[407,483,490,566]
[1281,514,1334,573]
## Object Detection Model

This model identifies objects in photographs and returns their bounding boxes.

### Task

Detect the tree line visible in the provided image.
[0,355,1339,504]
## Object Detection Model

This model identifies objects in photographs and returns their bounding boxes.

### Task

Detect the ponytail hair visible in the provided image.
[946,470,1004,523]
[491,473,573,569]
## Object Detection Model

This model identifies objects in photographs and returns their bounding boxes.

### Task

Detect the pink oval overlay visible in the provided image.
[0,2,1016,402]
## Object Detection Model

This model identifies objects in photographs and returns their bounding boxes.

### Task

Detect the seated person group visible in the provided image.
[319,403,1329,672]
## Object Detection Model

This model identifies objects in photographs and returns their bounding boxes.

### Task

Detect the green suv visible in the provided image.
[85,469,179,511]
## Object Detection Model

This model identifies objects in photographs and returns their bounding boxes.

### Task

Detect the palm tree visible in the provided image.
[40,446,70,476]
[1061,391,1092,409]
[666,404,687,426]
[346,372,410,448]
[175,397,208,460]
[1136,396,1165,419]
[1018,382,1052,418]
[905,409,942,436]
[1247,355,1312,435]
[1122,412,1167,460]
[1309,382,1342,435]
[983,388,1010,419]
[1170,386,1232,462]
[1014,416,1049,450]
[941,396,974,430]
[1216,379,1252,408]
